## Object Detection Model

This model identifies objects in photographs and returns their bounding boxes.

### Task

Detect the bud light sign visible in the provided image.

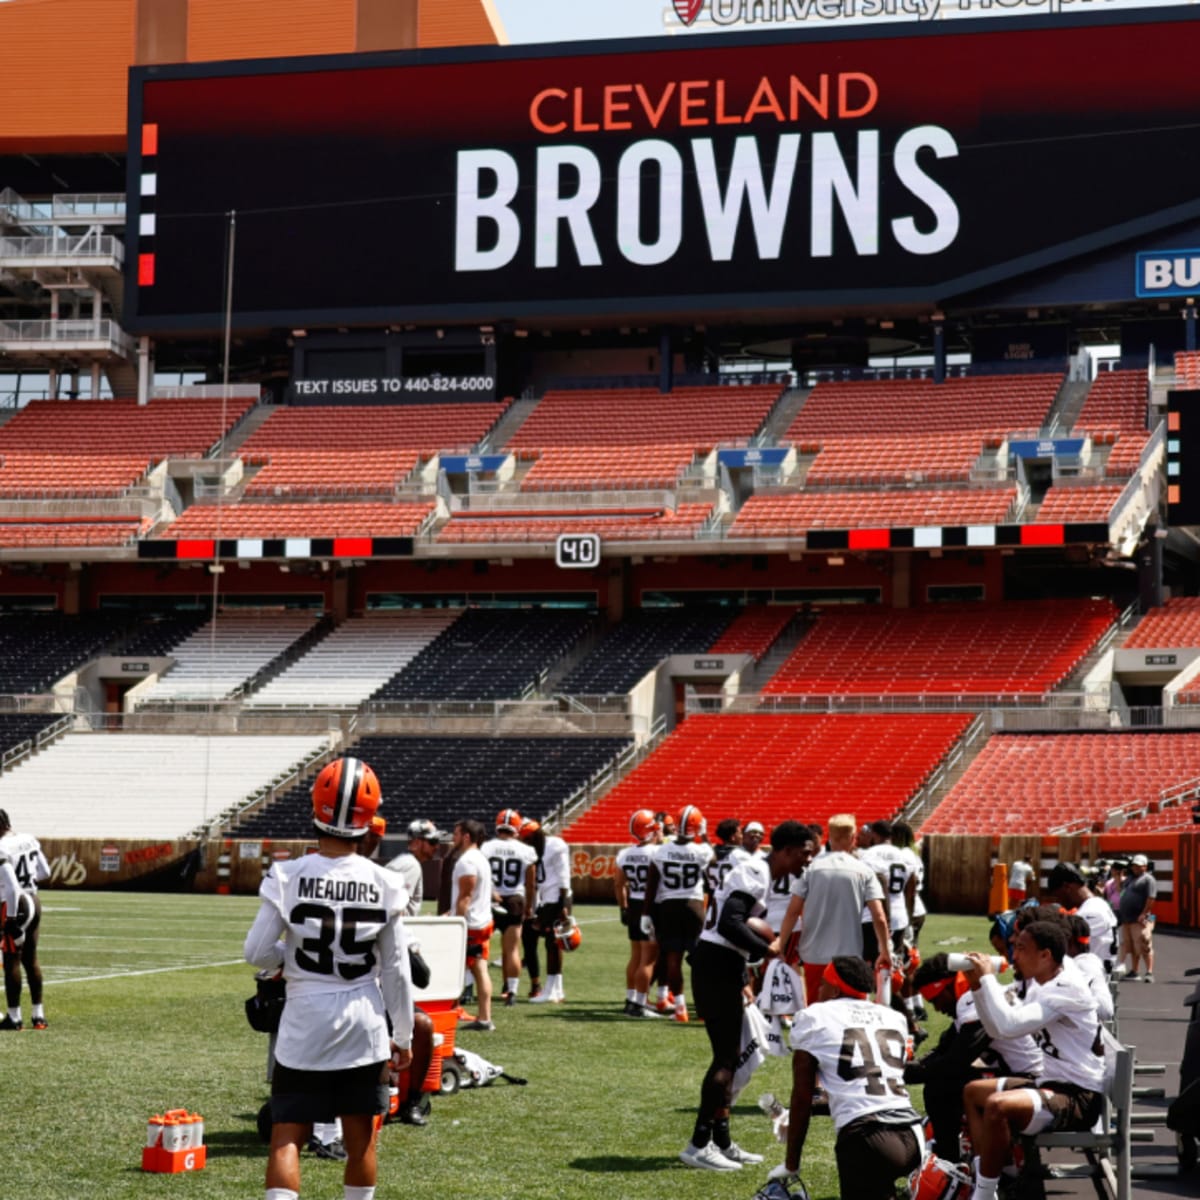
[1136,249,1200,298]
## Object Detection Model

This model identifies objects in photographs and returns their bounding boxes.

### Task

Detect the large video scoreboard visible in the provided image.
[126,7,1200,333]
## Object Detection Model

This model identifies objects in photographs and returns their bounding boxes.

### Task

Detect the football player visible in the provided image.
[243,756,413,1200]
[447,818,496,1030]
[523,820,573,1004]
[771,955,924,1200]
[858,820,917,962]
[480,809,538,1007]
[641,805,714,1023]
[680,819,812,1172]
[0,809,49,1031]
[961,921,1104,1200]
[615,809,662,1018]
[905,956,1042,1157]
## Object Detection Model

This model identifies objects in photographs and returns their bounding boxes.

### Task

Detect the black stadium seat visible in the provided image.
[230,733,633,839]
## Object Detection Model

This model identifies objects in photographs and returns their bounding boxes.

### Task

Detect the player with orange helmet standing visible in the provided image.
[615,809,662,1018]
[640,804,714,1023]
[244,756,414,1200]
[480,808,538,1007]
[519,819,574,1004]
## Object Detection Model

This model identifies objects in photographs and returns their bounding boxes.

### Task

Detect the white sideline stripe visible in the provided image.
[53,958,246,986]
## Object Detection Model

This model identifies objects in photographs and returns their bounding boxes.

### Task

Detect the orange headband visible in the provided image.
[918,972,971,1003]
[823,961,869,1000]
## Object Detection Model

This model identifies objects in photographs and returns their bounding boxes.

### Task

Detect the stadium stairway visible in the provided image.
[218,400,277,455]
[488,396,540,450]
[1054,379,1092,433]
[756,385,810,442]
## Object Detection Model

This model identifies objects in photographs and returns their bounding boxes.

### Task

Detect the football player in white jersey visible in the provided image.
[520,820,573,1003]
[0,809,49,1030]
[480,809,538,1008]
[906,959,1042,1156]
[244,757,413,1200]
[764,827,816,959]
[961,921,1104,1200]
[680,820,812,1172]
[771,955,924,1199]
[1044,862,1119,970]
[641,805,714,1023]
[447,818,496,1030]
[859,820,917,961]
[614,809,662,1018]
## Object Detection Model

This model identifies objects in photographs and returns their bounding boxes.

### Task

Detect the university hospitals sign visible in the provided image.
[483,0,1190,45]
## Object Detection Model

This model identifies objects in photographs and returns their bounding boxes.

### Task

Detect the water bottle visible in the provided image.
[946,953,1007,973]
[876,967,892,1006]
[758,1093,789,1142]
[146,1116,164,1148]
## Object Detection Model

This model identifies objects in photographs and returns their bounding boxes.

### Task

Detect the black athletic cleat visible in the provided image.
[307,1136,347,1161]
[31,1017,47,1031]
[0,1016,22,1031]
[398,1098,430,1126]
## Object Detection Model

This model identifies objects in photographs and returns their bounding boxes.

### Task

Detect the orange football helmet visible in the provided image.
[908,1155,973,1200]
[554,916,582,952]
[311,756,382,839]
[629,808,659,843]
[496,808,522,835]
[518,818,541,840]
[678,805,706,840]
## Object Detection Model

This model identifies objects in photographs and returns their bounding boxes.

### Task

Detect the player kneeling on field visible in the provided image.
[770,956,924,1200]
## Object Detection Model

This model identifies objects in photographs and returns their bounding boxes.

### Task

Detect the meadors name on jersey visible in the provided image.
[297,876,381,904]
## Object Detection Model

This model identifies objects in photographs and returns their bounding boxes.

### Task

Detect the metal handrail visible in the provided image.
[0,233,124,260]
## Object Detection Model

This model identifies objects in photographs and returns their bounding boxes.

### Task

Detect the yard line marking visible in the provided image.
[53,959,247,985]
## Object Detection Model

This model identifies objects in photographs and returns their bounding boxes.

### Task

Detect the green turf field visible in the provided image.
[0,894,996,1200]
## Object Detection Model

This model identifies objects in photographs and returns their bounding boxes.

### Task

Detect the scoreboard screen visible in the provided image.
[126,8,1200,333]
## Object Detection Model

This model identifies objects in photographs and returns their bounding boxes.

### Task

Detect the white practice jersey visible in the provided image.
[536,835,571,907]
[653,839,714,903]
[244,852,412,1071]
[1008,860,1034,891]
[902,847,926,919]
[789,997,916,1131]
[860,843,914,931]
[0,831,49,895]
[479,836,537,898]
[973,968,1104,1091]
[765,863,802,933]
[616,843,657,903]
[699,856,770,958]
[1076,895,1118,963]
[452,846,495,929]
[955,984,1043,1078]
[1064,951,1114,1023]
[0,860,23,920]
[705,844,750,897]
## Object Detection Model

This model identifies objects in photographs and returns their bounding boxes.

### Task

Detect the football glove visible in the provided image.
[4,917,25,948]
[639,914,654,938]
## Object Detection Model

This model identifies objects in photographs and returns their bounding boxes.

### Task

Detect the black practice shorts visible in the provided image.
[835,1113,922,1200]
[1001,1078,1104,1134]
[494,894,526,932]
[271,1060,390,1125]
[626,903,651,943]
[655,898,705,953]
[690,941,749,1066]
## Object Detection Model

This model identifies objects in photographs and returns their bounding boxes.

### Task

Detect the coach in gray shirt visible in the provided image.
[1118,854,1157,982]
[773,812,890,1004]
[385,818,448,916]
